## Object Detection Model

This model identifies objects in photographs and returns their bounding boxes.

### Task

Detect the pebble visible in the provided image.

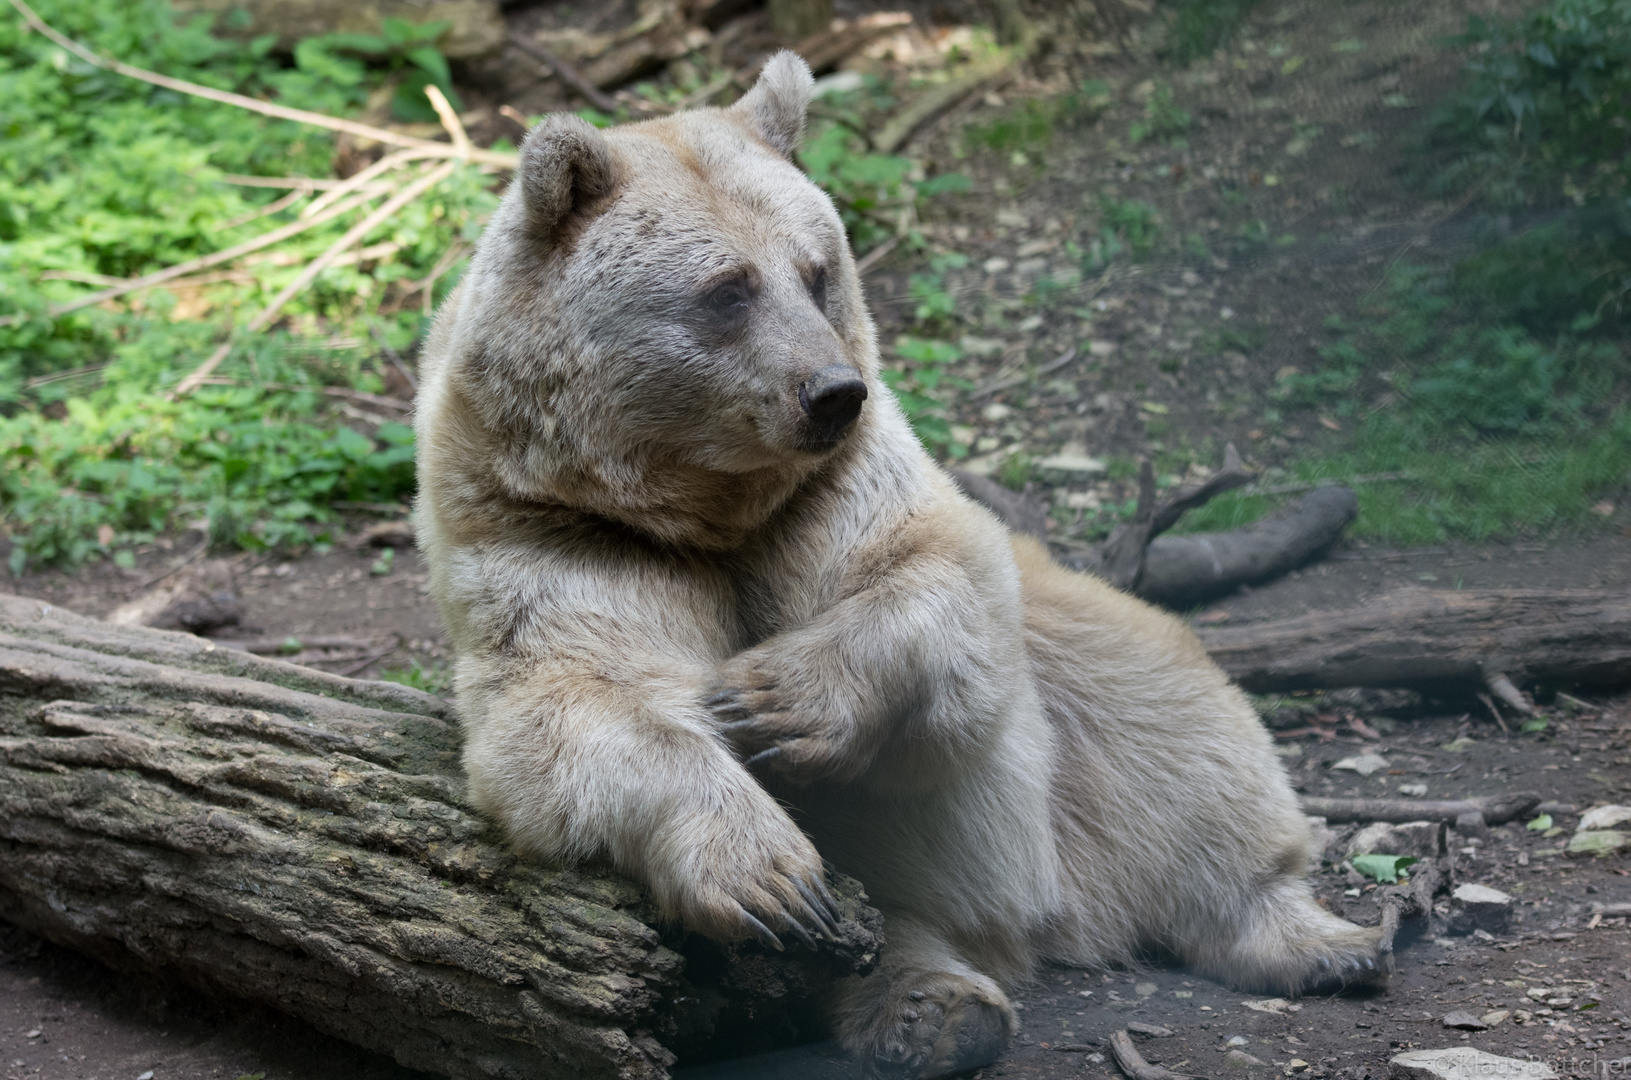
[1441,1010,1488,1031]
[1225,1036,1249,1047]
[1224,1049,1266,1069]
[1134,982,1159,997]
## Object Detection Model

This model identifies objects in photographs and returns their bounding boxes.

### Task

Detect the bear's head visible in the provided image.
[429,52,890,550]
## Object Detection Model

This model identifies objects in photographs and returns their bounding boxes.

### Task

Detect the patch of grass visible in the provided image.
[961,79,1112,157]
[884,336,973,458]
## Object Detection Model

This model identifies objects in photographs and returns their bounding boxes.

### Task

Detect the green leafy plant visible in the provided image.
[1129,82,1191,145]
[0,0,503,570]
[1161,0,1263,64]
[1350,854,1417,884]
[883,336,971,456]
[382,657,452,695]
[293,17,461,122]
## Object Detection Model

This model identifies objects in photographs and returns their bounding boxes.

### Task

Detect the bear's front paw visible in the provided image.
[661,799,842,952]
[705,659,858,782]
[861,975,1014,1080]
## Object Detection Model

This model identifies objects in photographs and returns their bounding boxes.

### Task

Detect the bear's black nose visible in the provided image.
[799,364,867,443]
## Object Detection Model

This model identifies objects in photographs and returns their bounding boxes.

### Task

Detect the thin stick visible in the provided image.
[507,36,621,114]
[854,235,900,275]
[369,322,417,393]
[4,0,516,168]
[172,161,458,399]
[303,148,429,220]
[1477,692,1512,734]
[423,85,470,158]
[219,174,364,191]
[1108,1030,1199,1080]
[214,185,309,231]
[5,187,380,327]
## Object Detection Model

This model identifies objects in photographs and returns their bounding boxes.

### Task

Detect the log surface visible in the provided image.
[0,594,881,1080]
[1196,586,1631,693]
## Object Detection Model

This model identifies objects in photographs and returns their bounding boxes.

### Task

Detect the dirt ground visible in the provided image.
[5,0,1631,1076]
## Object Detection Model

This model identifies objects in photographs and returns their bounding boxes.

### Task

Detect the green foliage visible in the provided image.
[293,17,461,122]
[0,0,498,570]
[1350,854,1417,884]
[907,252,969,327]
[1129,82,1191,145]
[1160,0,1263,64]
[1,362,419,573]
[883,336,970,457]
[382,657,452,695]
[961,80,1112,157]
[1439,0,1631,204]
[1089,196,1162,265]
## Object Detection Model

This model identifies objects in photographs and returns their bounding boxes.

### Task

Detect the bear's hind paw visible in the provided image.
[859,976,1013,1080]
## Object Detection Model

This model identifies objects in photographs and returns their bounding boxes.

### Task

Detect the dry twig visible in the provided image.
[1108,1029,1199,1080]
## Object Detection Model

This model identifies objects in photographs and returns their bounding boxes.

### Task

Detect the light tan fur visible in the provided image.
[414,53,1386,1079]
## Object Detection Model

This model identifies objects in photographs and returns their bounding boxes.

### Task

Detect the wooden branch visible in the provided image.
[1197,587,1631,695]
[1148,444,1252,538]
[1099,459,1158,591]
[1301,794,1542,827]
[873,47,1018,154]
[1135,486,1357,608]
[509,36,623,113]
[1376,856,1450,959]
[0,594,884,1080]
[1109,1029,1200,1080]
[3,0,515,168]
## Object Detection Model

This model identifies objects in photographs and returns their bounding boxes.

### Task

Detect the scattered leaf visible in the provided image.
[1351,853,1417,883]
[1527,814,1553,831]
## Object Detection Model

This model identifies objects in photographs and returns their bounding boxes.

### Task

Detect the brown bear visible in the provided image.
[412,52,1387,1079]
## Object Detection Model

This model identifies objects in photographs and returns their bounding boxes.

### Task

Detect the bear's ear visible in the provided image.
[517,114,620,239]
[731,51,814,159]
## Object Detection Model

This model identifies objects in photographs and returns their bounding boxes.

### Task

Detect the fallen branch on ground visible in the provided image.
[1108,1029,1199,1080]
[1301,794,1542,827]
[1377,856,1452,960]
[0,595,883,1080]
[1197,587,1631,696]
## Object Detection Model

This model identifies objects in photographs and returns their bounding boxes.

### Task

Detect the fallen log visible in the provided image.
[0,593,882,1080]
[1302,794,1542,827]
[1197,586,1631,696]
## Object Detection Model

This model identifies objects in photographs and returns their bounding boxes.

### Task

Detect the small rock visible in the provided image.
[1449,883,1513,935]
[1567,830,1628,856]
[1441,1011,1488,1031]
[1399,783,1428,797]
[1134,981,1159,997]
[1289,1059,1310,1073]
[1127,1022,1174,1037]
[1225,1049,1267,1070]
[1390,1048,1556,1080]
[24,1030,40,1039]
[1226,1036,1250,1047]
[1578,805,1631,831]
[1242,998,1301,1014]
[1480,1011,1509,1027]
[1036,452,1108,474]
[1331,752,1389,776]
[137,1073,155,1080]
[1347,821,1446,860]
[1088,1053,1107,1064]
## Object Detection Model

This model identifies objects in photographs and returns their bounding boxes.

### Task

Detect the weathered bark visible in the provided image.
[0,594,882,1080]
[1197,586,1631,695]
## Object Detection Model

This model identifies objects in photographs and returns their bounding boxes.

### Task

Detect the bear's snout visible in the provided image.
[798,365,867,446]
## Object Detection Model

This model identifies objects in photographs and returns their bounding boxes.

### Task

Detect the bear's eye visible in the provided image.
[809,267,828,312]
[705,279,752,319]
